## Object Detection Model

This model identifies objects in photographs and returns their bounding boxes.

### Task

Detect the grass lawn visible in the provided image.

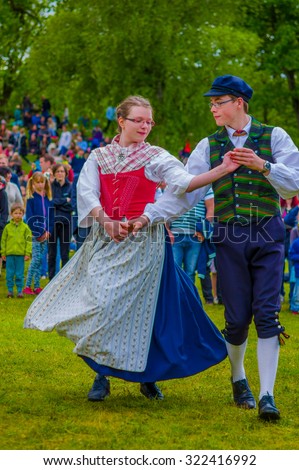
[0,267,299,451]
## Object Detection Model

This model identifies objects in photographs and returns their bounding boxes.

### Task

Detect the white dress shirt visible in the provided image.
[143,118,299,224]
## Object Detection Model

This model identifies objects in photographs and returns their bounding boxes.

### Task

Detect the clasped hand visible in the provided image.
[103,216,150,242]
[229,147,265,172]
[104,220,130,243]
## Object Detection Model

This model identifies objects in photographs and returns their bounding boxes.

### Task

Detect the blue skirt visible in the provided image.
[82,237,227,382]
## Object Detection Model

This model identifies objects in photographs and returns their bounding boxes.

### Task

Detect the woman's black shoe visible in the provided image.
[140,382,164,400]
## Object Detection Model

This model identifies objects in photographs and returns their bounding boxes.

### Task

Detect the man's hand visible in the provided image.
[230,147,266,172]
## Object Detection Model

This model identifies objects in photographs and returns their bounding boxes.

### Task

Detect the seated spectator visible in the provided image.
[18,127,30,163]
[0,120,10,148]
[58,124,72,156]
[9,152,23,177]
[75,133,88,152]
[28,132,40,156]
[90,125,103,149]
[70,146,88,177]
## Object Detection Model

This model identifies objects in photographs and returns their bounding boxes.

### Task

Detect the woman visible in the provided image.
[47,163,72,280]
[24,96,238,402]
[0,166,23,218]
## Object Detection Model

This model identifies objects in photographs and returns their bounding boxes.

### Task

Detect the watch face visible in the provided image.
[264,161,271,171]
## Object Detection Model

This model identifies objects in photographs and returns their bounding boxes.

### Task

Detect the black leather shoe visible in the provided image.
[258,393,280,421]
[232,378,256,409]
[87,374,110,402]
[140,382,164,400]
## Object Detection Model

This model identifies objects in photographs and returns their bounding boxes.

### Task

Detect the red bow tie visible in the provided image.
[233,129,247,136]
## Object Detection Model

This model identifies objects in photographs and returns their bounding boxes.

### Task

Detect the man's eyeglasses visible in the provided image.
[124,117,155,127]
[209,99,235,109]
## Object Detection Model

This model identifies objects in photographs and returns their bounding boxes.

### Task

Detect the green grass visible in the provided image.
[0,270,298,451]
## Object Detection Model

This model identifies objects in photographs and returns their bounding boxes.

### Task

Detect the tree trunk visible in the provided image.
[286,70,299,130]
[0,80,14,116]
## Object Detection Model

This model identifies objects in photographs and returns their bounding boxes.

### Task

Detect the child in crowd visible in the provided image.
[23,172,53,295]
[1,203,32,298]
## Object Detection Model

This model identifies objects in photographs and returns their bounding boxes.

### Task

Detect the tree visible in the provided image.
[239,0,299,133]
[0,0,53,114]
[20,0,258,151]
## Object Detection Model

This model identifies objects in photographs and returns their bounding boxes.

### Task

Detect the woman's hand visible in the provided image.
[128,215,150,236]
[104,220,129,243]
[222,151,241,172]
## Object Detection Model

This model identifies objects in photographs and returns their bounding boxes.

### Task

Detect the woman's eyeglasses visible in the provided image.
[124,117,155,127]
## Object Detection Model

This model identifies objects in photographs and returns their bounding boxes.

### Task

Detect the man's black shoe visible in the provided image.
[258,393,280,421]
[232,378,256,409]
[140,382,164,400]
[87,374,110,402]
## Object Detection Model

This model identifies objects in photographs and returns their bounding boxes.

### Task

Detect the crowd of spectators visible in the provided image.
[0,96,116,295]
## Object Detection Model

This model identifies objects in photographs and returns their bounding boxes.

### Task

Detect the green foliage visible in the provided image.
[2,0,299,152]
[0,274,299,450]
[0,0,52,112]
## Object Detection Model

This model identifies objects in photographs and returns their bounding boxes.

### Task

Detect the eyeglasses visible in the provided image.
[209,99,235,109]
[124,117,155,127]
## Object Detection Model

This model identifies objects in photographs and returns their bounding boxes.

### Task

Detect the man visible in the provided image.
[27,155,55,179]
[137,75,299,421]
[41,96,51,121]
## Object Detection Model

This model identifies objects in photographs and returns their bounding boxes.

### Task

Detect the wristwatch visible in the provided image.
[261,160,271,174]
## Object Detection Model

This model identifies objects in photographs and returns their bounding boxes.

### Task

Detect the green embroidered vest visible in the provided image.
[208,117,280,223]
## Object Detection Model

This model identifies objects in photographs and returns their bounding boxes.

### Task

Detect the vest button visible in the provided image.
[255,150,259,154]
[235,183,238,187]
[221,143,224,146]
[236,204,240,207]
[236,194,239,197]
[234,173,238,177]
[250,192,253,195]
[249,181,252,184]
[248,171,252,174]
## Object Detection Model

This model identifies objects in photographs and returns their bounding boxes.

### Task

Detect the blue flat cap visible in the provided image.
[204,75,253,102]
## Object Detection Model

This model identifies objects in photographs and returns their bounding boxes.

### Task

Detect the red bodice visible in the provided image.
[99,167,157,220]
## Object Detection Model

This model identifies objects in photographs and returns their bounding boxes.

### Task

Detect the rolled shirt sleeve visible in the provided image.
[265,127,299,199]
[144,139,211,224]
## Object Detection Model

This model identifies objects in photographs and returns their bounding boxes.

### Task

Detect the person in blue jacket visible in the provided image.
[24,172,53,295]
[48,164,73,280]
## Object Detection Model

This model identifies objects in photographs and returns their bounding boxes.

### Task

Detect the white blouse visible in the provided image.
[77,149,194,227]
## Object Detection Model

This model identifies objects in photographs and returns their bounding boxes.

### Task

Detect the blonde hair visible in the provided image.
[26,171,52,200]
[116,95,152,133]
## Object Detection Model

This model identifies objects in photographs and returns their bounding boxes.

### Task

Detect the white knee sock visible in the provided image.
[226,339,247,382]
[257,336,279,400]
